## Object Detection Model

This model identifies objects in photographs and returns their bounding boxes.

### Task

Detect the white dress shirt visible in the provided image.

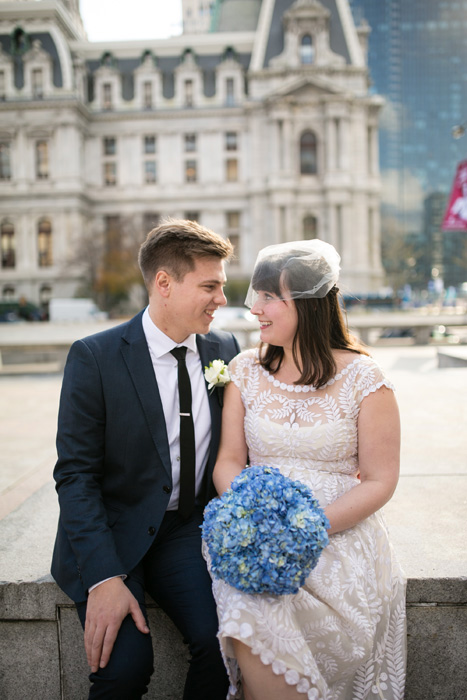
[142,307,212,510]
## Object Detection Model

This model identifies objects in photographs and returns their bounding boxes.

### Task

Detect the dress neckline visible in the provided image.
[254,349,363,393]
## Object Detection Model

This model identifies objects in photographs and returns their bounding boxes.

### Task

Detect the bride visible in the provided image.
[206,240,406,700]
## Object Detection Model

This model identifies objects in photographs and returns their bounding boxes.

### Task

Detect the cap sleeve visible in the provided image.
[352,356,395,405]
[228,349,256,396]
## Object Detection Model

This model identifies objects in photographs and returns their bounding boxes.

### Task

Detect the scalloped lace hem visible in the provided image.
[220,633,326,700]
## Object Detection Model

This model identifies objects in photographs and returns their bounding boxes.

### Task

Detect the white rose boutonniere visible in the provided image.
[204,360,231,394]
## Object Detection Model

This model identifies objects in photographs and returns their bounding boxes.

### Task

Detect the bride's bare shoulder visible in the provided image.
[333,349,371,373]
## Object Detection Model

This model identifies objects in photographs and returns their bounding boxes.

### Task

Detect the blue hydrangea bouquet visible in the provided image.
[202,465,330,595]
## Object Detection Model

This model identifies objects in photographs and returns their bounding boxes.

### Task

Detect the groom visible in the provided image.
[51,219,240,699]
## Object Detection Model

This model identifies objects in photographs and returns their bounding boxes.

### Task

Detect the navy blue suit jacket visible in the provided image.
[51,310,240,602]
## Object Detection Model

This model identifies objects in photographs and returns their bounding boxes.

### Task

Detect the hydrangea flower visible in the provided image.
[202,465,330,595]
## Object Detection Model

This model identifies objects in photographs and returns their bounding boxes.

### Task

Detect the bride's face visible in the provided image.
[250,290,298,349]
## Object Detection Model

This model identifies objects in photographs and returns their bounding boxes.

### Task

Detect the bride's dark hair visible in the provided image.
[252,256,368,388]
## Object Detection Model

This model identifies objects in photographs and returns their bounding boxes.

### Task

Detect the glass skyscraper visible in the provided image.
[349,0,467,290]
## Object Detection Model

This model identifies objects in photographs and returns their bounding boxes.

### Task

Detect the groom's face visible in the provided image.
[160,256,228,342]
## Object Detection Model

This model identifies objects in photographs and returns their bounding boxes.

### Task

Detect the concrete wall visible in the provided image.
[1,577,467,699]
[0,582,188,700]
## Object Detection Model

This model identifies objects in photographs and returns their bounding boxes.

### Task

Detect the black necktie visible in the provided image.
[170,347,196,519]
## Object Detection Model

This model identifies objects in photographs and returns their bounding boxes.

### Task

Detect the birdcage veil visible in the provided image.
[245,239,341,308]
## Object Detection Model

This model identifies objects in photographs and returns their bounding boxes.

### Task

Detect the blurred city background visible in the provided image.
[1,0,467,324]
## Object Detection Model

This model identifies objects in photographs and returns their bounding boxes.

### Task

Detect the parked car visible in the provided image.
[0,300,43,322]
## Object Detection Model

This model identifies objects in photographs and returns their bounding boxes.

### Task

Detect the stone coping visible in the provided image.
[1,575,466,624]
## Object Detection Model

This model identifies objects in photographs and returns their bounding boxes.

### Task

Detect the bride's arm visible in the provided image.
[324,386,401,535]
[213,381,248,495]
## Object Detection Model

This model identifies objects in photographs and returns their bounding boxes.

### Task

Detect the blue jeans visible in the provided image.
[76,506,228,700]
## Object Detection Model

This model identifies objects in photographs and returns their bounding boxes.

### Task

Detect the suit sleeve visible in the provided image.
[54,339,125,591]
[233,334,241,355]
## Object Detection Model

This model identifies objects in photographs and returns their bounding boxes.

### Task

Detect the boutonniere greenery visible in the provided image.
[204,359,231,394]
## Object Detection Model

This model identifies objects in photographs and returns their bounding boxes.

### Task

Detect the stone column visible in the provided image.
[282,116,293,175]
[325,114,335,172]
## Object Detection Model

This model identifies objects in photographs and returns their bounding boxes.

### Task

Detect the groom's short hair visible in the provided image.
[138,218,233,289]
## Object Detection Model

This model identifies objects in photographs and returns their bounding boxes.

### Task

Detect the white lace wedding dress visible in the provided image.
[207,349,406,700]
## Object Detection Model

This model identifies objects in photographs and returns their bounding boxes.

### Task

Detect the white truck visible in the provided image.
[48,298,108,322]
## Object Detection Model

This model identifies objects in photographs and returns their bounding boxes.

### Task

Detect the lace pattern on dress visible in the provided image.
[206,349,406,700]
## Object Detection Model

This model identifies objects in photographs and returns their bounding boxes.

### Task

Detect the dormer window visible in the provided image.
[300,35,314,65]
[226,77,235,106]
[184,79,193,107]
[143,81,153,109]
[32,68,43,98]
[103,83,112,110]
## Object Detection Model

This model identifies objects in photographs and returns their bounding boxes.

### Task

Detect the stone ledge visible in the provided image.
[1,578,467,700]
[406,576,467,604]
[2,576,466,621]
[437,346,467,368]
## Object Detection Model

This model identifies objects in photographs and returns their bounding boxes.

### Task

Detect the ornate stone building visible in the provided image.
[0,0,384,308]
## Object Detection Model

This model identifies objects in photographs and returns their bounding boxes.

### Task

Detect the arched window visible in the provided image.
[300,35,314,65]
[303,215,317,240]
[1,220,15,268]
[38,218,53,267]
[300,131,317,175]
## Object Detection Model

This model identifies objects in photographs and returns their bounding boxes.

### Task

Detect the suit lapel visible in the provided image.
[197,334,224,502]
[120,313,172,479]
[197,334,223,415]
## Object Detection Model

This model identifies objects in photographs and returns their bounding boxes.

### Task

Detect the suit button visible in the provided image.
[163,485,171,494]
[148,526,156,536]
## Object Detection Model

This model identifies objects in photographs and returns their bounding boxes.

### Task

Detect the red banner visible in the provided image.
[442,160,467,231]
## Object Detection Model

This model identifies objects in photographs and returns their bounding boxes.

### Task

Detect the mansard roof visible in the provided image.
[208,1,364,69]
[0,0,366,101]
[0,31,63,87]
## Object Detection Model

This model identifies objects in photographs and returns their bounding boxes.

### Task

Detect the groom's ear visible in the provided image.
[154,269,172,298]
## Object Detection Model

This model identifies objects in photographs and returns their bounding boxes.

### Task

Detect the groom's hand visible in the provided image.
[84,577,150,672]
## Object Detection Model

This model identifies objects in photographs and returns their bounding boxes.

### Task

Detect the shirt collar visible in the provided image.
[142,307,198,359]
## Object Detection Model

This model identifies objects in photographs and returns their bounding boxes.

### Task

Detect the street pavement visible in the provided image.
[0,342,466,582]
